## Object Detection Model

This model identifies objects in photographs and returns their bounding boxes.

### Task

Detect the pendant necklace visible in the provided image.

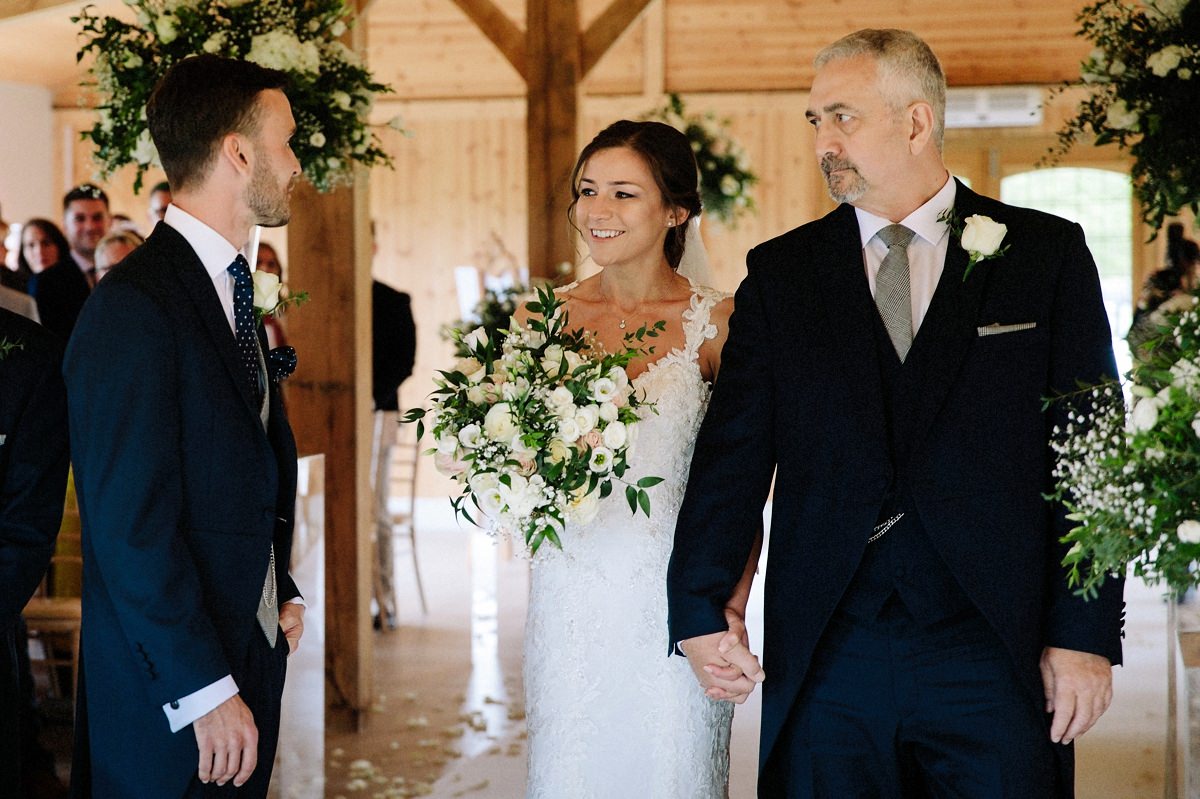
[619,319,627,330]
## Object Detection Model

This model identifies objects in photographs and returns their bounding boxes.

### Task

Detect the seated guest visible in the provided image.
[0,307,69,796]
[93,230,144,283]
[147,181,171,228]
[22,220,88,341]
[62,184,112,289]
[109,213,143,238]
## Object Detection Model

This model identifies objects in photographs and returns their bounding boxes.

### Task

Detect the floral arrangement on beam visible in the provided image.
[74,0,405,192]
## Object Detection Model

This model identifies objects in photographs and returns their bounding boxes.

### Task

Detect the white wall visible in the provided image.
[0,80,54,225]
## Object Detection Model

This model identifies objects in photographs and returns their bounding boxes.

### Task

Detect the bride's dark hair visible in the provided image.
[568,120,702,270]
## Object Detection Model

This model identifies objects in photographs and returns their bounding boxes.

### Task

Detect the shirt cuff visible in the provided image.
[163,675,239,733]
[286,596,306,608]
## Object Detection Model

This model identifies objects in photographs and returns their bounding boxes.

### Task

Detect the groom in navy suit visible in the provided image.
[669,29,1124,798]
[65,55,304,797]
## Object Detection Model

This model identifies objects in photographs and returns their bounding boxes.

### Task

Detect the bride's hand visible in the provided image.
[679,611,765,705]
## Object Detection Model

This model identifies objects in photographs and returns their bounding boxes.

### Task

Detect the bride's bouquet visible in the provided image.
[404,286,665,554]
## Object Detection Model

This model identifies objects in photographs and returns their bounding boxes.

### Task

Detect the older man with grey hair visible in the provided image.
[670,28,1123,798]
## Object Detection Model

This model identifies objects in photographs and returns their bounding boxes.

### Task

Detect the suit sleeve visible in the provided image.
[64,284,231,705]
[1044,221,1125,664]
[0,338,68,626]
[667,253,777,647]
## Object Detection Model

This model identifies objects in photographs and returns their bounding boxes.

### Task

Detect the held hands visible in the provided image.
[680,608,765,704]
[193,694,258,787]
[1040,646,1113,744]
[279,602,305,655]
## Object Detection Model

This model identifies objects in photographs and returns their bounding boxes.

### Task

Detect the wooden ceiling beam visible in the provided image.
[580,0,654,78]
[447,0,527,81]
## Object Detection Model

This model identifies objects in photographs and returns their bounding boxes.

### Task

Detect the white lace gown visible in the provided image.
[524,284,734,798]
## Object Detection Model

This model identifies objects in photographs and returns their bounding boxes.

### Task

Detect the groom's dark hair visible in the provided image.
[147,54,290,192]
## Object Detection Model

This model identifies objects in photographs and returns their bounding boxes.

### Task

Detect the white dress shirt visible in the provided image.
[159,205,304,732]
[855,175,957,336]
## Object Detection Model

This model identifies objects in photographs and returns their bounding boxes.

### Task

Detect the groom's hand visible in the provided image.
[194,694,258,787]
[1040,646,1113,745]
[680,610,765,704]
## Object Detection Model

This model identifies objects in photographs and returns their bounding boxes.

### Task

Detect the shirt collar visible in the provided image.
[163,204,245,282]
[854,174,957,249]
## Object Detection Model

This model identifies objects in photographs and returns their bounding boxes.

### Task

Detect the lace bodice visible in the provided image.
[524,282,733,799]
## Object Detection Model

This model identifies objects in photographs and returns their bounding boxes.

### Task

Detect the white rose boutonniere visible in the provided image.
[252,269,310,323]
[939,208,1010,282]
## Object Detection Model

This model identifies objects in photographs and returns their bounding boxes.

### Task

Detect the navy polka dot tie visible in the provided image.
[227,255,262,399]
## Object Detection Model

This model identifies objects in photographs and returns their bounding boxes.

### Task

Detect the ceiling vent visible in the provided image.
[945,86,1044,129]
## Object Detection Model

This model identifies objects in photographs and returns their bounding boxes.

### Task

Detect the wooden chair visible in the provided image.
[376,413,428,619]
[23,473,83,701]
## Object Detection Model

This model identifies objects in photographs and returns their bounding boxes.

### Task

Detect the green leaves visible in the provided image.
[74,0,395,193]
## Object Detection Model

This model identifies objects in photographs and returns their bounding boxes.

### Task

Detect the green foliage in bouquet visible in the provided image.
[442,284,529,360]
[1050,293,1200,597]
[74,0,402,193]
[1048,0,1200,232]
[645,94,757,227]
[404,286,665,555]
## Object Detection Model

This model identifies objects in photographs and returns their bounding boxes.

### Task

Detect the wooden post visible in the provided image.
[285,176,374,722]
[525,0,580,280]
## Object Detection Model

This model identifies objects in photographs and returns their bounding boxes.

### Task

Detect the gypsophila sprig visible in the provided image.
[644,94,757,226]
[1046,0,1200,231]
[74,0,403,193]
[442,284,529,359]
[403,286,666,555]
[1050,290,1200,597]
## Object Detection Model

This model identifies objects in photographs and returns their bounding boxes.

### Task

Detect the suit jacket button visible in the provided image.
[170,700,180,710]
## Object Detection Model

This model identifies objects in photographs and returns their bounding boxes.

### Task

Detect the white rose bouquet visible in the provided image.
[1050,291,1200,596]
[404,286,665,554]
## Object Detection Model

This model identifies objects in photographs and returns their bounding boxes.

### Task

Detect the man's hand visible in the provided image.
[679,609,765,704]
[193,694,257,787]
[1040,646,1113,744]
[279,602,305,655]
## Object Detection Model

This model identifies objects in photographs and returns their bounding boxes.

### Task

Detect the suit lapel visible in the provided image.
[814,205,888,444]
[906,181,992,451]
[155,226,265,421]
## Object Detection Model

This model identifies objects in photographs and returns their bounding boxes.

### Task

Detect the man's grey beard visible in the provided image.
[820,155,867,204]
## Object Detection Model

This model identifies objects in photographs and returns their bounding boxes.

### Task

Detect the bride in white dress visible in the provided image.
[519,120,764,798]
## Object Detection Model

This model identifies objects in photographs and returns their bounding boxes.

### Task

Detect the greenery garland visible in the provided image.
[645,94,757,227]
[1050,0,1200,232]
[74,0,402,193]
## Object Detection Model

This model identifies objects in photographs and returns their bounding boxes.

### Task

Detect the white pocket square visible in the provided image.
[977,322,1036,337]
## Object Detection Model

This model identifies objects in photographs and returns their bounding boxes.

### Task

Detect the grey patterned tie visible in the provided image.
[874,224,916,363]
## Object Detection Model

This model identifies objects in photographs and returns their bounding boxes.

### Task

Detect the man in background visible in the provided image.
[371,277,416,630]
[148,181,173,228]
[62,184,112,289]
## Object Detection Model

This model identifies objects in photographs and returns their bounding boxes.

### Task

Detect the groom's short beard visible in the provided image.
[247,155,293,228]
[820,155,867,204]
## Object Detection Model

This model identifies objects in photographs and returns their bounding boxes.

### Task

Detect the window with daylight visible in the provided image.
[1001,167,1135,376]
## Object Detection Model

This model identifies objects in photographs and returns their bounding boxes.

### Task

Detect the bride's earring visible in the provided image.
[666,219,675,227]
